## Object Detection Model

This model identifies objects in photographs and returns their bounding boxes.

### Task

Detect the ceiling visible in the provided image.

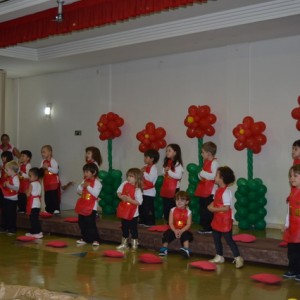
[0,0,300,78]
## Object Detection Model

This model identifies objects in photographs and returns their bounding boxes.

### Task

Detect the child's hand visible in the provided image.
[175,229,181,238]
[141,166,146,172]
[207,203,214,212]
[165,167,170,172]
[81,182,89,188]
[42,163,48,169]
[3,181,7,187]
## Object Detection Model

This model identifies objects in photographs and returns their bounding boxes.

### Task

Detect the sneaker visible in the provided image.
[283,271,297,278]
[179,247,190,258]
[159,247,168,256]
[197,229,213,234]
[76,239,87,245]
[53,210,60,215]
[92,241,100,247]
[209,255,225,263]
[295,274,300,281]
[33,232,43,239]
[25,233,33,237]
[233,256,244,269]
[7,231,16,236]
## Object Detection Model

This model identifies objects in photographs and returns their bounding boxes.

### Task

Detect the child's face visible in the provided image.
[215,171,224,186]
[84,170,95,179]
[29,171,38,182]
[1,156,6,163]
[127,173,136,185]
[5,167,16,177]
[20,154,30,164]
[41,148,51,160]
[1,136,9,146]
[86,151,93,161]
[289,170,300,188]
[201,149,211,160]
[292,146,300,160]
[176,197,188,209]
[144,156,154,165]
[166,146,176,159]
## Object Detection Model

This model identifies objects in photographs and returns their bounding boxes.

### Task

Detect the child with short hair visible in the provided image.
[208,166,244,268]
[139,149,159,227]
[40,145,60,214]
[25,167,44,239]
[159,191,193,258]
[1,160,20,235]
[292,140,300,165]
[85,146,102,169]
[18,150,32,213]
[195,141,219,234]
[75,163,102,247]
[160,144,184,223]
[116,168,143,250]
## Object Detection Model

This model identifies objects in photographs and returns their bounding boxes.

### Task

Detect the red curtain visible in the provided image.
[0,0,208,48]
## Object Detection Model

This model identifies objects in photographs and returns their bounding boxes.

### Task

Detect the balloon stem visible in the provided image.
[247,149,253,180]
[108,139,113,172]
[198,138,203,168]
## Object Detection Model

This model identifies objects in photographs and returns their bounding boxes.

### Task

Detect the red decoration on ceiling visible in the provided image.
[136,122,167,153]
[97,112,124,141]
[0,0,208,48]
[232,116,267,154]
[291,96,300,130]
[184,105,217,138]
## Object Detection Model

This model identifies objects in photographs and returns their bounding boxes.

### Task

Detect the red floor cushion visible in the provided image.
[64,217,79,223]
[46,241,68,248]
[148,225,170,232]
[139,253,163,264]
[233,234,256,243]
[103,250,125,258]
[189,261,216,271]
[278,241,288,247]
[250,273,282,284]
[40,212,53,218]
[16,236,36,242]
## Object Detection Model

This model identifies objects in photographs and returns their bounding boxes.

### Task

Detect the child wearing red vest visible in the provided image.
[208,166,244,268]
[139,149,159,227]
[18,150,32,213]
[160,144,184,223]
[159,191,193,258]
[75,163,102,247]
[195,141,219,234]
[25,167,43,239]
[40,145,60,214]
[116,168,143,250]
[0,160,20,235]
[282,165,300,281]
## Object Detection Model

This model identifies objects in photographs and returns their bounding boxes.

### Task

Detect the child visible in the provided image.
[75,163,101,247]
[194,142,219,234]
[1,160,20,235]
[159,191,193,258]
[160,144,184,223]
[40,145,60,214]
[18,150,32,213]
[139,149,159,227]
[85,146,102,169]
[0,151,14,185]
[208,166,244,268]
[292,140,300,165]
[0,134,20,163]
[282,165,300,281]
[116,168,143,250]
[25,167,44,239]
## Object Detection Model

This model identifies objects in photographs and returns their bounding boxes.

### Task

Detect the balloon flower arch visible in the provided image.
[232,116,268,230]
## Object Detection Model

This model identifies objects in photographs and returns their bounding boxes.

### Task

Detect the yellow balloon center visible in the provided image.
[187,116,194,123]
[145,134,149,139]
[99,122,103,127]
[239,128,245,134]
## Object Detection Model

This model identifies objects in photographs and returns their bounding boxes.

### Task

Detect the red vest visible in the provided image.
[143,165,155,190]
[195,159,216,197]
[160,159,178,198]
[294,159,300,165]
[43,159,59,191]
[285,188,300,243]
[173,207,189,229]
[211,186,232,232]
[19,163,30,193]
[2,175,18,197]
[0,143,13,152]
[75,178,98,216]
[116,182,137,220]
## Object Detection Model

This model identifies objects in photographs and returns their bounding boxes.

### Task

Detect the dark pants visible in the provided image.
[139,195,155,226]
[212,230,240,257]
[199,195,214,230]
[30,208,41,234]
[162,228,193,246]
[78,210,100,243]
[18,193,27,212]
[288,243,300,274]
[45,189,60,213]
[2,198,17,232]
[121,217,138,239]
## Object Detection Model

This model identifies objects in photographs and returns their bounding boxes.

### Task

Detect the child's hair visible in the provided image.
[29,167,44,179]
[289,164,300,176]
[1,151,13,162]
[41,145,53,152]
[144,149,160,164]
[293,140,300,148]
[85,146,102,166]
[163,144,183,168]
[126,168,143,190]
[21,150,32,159]
[83,162,99,176]
[5,160,19,173]
[217,166,235,185]
[202,141,217,156]
[176,190,190,203]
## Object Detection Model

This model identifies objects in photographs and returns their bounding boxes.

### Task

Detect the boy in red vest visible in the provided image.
[159,191,193,258]
[194,141,219,234]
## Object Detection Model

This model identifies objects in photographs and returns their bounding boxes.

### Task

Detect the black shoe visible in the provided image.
[197,229,213,234]
[179,247,190,258]
[295,274,300,281]
[283,271,297,278]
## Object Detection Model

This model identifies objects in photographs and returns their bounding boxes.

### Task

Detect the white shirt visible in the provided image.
[40,157,59,174]
[31,181,42,209]
[5,175,20,201]
[77,178,102,211]
[163,162,184,188]
[20,163,32,179]
[143,164,158,197]
[170,207,192,216]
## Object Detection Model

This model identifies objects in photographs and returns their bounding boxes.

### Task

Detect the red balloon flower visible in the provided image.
[136,122,167,153]
[291,96,300,131]
[232,116,267,154]
[97,112,124,141]
[184,105,217,138]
